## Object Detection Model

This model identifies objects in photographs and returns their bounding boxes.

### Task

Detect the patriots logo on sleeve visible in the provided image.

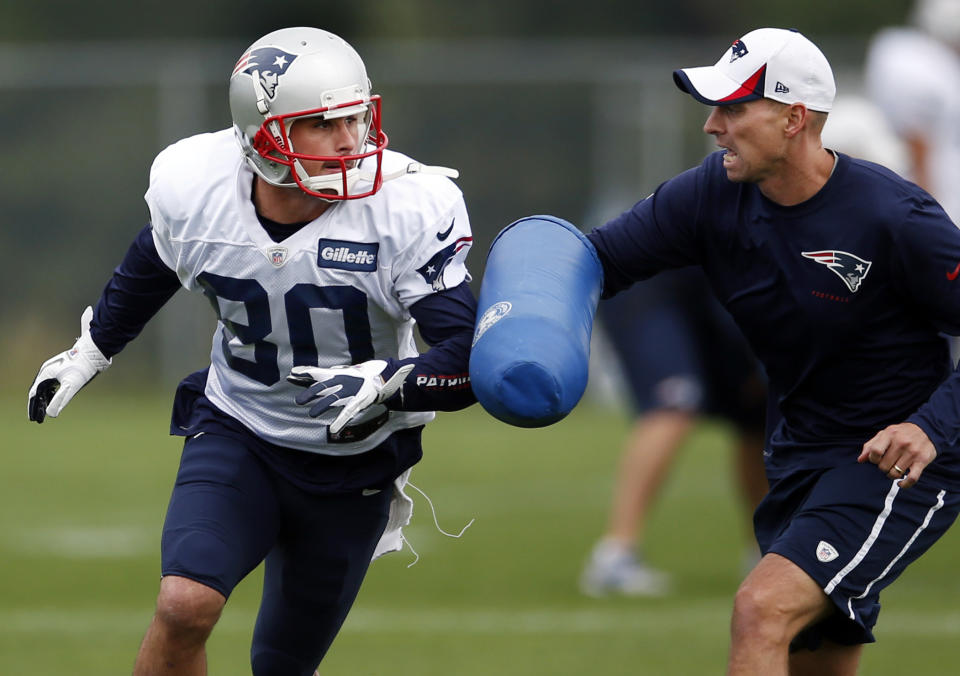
[801,250,872,293]
[417,237,472,291]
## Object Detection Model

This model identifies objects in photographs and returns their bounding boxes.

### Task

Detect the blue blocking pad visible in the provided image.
[469,215,603,427]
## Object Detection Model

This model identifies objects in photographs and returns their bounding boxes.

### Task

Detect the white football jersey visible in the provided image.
[865,27,960,221]
[146,129,472,455]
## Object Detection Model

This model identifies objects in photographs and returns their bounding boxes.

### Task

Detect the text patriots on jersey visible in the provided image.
[416,373,471,390]
[318,239,379,272]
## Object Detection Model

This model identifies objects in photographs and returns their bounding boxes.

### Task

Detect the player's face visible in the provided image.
[288,114,362,177]
[703,99,788,184]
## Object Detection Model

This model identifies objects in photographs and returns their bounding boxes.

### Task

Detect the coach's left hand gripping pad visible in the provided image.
[469,215,603,427]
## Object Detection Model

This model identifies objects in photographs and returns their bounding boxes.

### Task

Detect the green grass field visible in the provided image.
[4,392,960,674]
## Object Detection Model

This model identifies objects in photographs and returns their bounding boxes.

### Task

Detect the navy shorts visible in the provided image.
[755,460,960,646]
[161,432,394,674]
[600,267,765,432]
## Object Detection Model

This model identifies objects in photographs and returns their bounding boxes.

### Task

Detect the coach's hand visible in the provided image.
[288,360,414,434]
[858,422,936,488]
[28,306,112,423]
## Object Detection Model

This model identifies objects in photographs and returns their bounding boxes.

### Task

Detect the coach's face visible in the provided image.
[703,98,790,185]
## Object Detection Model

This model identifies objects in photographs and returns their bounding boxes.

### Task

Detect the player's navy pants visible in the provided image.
[160,431,393,675]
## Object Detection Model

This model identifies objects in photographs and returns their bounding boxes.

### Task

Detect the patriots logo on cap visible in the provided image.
[802,250,872,293]
[730,39,749,62]
[233,47,298,100]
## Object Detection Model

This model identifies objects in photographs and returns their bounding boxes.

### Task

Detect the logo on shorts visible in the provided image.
[816,540,839,563]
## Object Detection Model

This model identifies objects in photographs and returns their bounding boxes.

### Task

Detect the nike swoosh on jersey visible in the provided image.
[437,218,455,241]
[362,488,382,496]
[948,262,960,281]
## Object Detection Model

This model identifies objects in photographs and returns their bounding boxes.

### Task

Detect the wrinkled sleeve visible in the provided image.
[895,197,960,456]
[90,224,182,358]
[586,166,702,298]
[381,281,477,412]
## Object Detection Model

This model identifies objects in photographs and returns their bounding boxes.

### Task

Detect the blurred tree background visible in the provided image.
[0,0,914,41]
[2,0,916,395]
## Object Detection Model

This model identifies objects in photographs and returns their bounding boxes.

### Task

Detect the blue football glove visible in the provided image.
[288,360,414,434]
[28,306,111,423]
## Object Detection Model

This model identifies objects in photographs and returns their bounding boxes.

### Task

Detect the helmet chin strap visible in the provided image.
[292,157,460,199]
[294,159,362,196]
[362,162,460,182]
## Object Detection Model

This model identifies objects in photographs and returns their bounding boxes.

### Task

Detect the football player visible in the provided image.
[27,27,477,675]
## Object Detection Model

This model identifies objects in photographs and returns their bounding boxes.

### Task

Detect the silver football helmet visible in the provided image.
[229,27,388,200]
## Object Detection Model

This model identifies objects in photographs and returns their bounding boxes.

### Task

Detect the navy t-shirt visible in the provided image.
[587,151,960,484]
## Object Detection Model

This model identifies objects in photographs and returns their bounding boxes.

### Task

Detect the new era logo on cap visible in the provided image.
[673,27,835,112]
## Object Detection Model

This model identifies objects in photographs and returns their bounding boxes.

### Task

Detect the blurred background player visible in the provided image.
[865,0,960,223]
[580,268,768,597]
[864,0,960,362]
[820,95,908,176]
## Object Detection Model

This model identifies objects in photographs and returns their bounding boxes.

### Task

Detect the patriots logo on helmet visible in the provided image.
[802,250,873,293]
[416,237,472,291]
[730,39,749,62]
[233,47,298,100]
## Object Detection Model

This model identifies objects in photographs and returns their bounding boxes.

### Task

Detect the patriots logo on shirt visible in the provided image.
[802,250,872,293]
[730,39,749,62]
[233,47,298,100]
[417,237,472,291]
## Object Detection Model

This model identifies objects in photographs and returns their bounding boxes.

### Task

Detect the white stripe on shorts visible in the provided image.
[822,479,946,620]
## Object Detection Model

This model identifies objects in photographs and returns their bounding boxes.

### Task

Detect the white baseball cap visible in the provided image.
[673,28,836,112]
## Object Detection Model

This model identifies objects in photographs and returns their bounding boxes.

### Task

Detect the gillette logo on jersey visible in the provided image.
[318,239,379,272]
[233,47,298,101]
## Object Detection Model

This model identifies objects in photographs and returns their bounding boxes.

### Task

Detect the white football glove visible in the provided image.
[288,360,414,434]
[28,306,111,423]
